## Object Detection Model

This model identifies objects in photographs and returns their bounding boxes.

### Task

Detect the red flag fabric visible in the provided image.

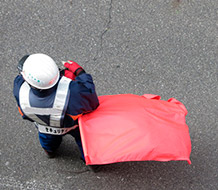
[78,94,191,165]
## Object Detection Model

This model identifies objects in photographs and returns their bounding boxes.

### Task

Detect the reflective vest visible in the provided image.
[19,76,78,135]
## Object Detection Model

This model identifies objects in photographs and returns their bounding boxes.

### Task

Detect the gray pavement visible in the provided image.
[0,0,217,189]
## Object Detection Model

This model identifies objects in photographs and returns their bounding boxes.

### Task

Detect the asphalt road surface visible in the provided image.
[1,0,217,189]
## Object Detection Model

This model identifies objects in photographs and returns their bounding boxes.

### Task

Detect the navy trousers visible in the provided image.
[38,127,84,160]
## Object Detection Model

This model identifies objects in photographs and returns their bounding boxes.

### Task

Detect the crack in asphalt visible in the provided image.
[93,0,113,62]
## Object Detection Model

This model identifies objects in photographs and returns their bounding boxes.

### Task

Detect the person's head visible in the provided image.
[19,53,60,90]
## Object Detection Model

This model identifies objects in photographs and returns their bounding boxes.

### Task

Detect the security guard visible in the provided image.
[13,53,99,160]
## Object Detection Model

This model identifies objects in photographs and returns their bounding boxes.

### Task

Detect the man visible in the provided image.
[13,53,99,161]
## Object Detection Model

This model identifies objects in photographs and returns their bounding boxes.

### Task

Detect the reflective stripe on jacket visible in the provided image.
[19,76,76,135]
[13,73,100,134]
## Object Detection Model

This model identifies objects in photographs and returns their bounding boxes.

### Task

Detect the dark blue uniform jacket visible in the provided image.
[13,73,99,128]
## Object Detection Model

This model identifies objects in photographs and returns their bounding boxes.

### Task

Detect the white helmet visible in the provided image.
[21,53,60,90]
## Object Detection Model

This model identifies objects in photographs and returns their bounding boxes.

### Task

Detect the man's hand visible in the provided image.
[63,60,83,76]
[64,69,76,80]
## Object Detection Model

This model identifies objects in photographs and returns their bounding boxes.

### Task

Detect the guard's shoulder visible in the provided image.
[14,75,25,85]
[13,75,25,98]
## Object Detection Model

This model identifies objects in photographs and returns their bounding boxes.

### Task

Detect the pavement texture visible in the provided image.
[0,0,217,189]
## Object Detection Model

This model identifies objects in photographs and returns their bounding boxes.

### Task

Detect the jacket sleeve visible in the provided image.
[66,73,99,116]
[13,75,34,122]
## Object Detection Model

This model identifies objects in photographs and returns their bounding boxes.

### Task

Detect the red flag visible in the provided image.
[79,94,191,165]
